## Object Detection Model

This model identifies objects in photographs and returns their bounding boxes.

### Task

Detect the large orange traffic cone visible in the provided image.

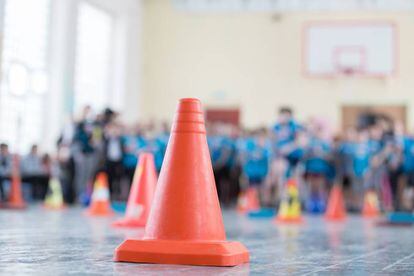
[275,178,303,223]
[114,98,249,266]
[237,187,260,213]
[362,190,380,218]
[325,185,346,221]
[112,153,157,228]
[6,155,26,209]
[85,172,114,216]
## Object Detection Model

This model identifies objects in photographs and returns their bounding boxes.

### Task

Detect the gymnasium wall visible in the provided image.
[140,0,414,130]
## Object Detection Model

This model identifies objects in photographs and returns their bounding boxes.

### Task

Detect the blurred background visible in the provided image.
[0,0,413,213]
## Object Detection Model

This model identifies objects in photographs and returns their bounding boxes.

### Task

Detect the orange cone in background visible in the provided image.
[85,172,114,216]
[275,178,303,223]
[114,98,249,266]
[362,190,380,218]
[237,187,260,213]
[325,185,346,221]
[6,155,26,209]
[112,153,157,228]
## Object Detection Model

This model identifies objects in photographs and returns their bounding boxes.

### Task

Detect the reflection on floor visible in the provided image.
[0,207,413,275]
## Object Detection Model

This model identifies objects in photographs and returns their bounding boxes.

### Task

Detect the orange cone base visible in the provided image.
[363,212,379,218]
[325,214,346,221]
[4,201,26,209]
[236,206,246,213]
[85,202,114,216]
[112,217,146,228]
[114,239,249,267]
[276,217,304,224]
[237,206,260,214]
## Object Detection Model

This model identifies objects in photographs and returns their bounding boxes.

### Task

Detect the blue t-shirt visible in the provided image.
[147,133,169,171]
[368,139,383,156]
[242,139,272,179]
[222,136,236,167]
[305,138,332,177]
[352,141,371,178]
[208,135,236,168]
[339,141,355,176]
[272,120,302,148]
[403,136,414,172]
[121,135,147,169]
[208,136,224,166]
[235,137,253,160]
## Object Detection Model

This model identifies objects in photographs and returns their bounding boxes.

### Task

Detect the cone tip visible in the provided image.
[179,98,200,103]
[172,98,206,133]
[176,98,203,114]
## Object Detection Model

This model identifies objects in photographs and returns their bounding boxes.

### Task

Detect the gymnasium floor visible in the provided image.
[0,207,413,275]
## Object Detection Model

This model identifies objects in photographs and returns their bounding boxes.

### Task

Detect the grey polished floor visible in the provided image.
[0,206,413,275]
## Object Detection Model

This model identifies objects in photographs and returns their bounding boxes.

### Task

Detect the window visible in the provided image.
[74,2,114,114]
[0,0,51,153]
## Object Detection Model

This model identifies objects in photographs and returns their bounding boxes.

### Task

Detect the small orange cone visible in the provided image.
[362,190,380,218]
[6,155,26,209]
[275,178,303,223]
[237,187,260,213]
[85,172,114,216]
[325,185,346,221]
[112,153,157,228]
[114,98,249,266]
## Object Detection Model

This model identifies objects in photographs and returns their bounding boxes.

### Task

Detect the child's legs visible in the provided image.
[389,168,402,210]
[37,175,49,200]
[219,167,232,205]
[229,165,241,204]
[405,172,414,211]
[106,161,122,199]
[272,158,288,202]
[0,177,4,201]
[249,177,265,207]
[351,176,364,209]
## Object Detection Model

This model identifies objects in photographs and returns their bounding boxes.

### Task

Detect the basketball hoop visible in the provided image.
[336,66,361,79]
[305,23,396,78]
[333,46,366,79]
[334,65,362,97]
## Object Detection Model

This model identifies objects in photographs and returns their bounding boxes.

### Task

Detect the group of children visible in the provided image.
[1,105,413,214]
[209,108,414,213]
[55,106,170,204]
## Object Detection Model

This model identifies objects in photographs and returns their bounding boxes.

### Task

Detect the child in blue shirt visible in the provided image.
[281,129,308,177]
[350,129,371,210]
[271,107,303,189]
[402,136,414,175]
[364,125,386,193]
[339,129,357,185]
[241,130,272,188]
[147,133,169,173]
[402,135,414,211]
[304,137,333,181]
[208,125,237,204]
[272,107,301,151]
[303,128,333,213]
[121,126,147,185]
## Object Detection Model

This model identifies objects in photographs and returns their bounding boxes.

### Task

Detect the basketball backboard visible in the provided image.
[303,21,397,78]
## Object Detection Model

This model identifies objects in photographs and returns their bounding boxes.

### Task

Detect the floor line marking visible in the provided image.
[382,252,414,271]
[302,247,388,275]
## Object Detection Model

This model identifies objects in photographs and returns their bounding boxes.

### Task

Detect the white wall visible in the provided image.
[139,0,414,130]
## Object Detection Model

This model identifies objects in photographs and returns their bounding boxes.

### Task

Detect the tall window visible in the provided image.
[0,0,51,153]
[74,2,114,114]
